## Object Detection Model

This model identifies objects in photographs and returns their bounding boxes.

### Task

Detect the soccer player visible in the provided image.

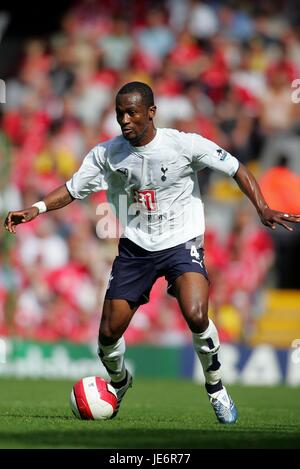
[4,82,300,424]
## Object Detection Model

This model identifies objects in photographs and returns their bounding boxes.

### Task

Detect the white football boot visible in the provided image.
[208,386,238,424]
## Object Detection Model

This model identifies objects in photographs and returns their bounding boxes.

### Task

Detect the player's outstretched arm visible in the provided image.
[4,184,74,234]
[233,163,300,231]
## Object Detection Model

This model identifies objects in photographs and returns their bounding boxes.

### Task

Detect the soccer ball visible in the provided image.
[70,376,118,420]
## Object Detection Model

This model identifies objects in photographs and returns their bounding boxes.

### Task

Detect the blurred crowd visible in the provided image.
[1,0,300,344]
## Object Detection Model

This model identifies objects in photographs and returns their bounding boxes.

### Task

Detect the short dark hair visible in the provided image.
[116,81,154,108]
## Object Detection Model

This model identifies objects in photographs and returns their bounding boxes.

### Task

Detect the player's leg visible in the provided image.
[173,272,221,388]
[98,298,137,417]
[98,298,137,381]
[97,237,159,416]
[173,272,237,424]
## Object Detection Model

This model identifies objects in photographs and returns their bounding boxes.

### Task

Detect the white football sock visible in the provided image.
[192,319,222,386]
[98,336,126,383]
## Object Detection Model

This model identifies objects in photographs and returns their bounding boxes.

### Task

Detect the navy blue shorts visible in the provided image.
[105,237,209,307]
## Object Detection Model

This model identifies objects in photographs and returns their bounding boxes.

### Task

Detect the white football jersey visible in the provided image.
[66,128,239,250]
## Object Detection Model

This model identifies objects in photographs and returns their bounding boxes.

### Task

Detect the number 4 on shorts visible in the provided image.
[190,245,200,260]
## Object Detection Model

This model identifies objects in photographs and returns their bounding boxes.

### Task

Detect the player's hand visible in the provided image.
[259,207,300,231]
[4,207,39,234]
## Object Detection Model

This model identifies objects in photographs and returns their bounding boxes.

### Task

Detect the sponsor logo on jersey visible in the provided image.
[133,189,158,212]
[215,148,228,161]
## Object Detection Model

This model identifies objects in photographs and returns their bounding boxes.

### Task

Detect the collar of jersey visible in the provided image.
[128,128,161,153]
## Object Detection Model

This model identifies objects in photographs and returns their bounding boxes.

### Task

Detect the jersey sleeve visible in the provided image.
[190,133,239,176]
[66,145,108,199]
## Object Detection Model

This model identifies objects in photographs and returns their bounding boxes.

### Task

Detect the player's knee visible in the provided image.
[187,302,208,332]
[98,327,122,345]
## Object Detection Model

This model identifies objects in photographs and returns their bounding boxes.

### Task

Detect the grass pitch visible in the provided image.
[0,378,299,449]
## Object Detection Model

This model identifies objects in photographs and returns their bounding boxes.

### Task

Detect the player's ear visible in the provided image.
[148,105,156,120]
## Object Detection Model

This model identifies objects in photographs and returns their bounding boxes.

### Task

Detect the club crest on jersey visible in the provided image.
[214,148,228,161]
[161,166,168,181]
[133,189,158,212]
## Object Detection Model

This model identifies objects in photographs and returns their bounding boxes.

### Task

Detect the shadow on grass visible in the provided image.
[0,413,73,420]
[0,428,300,449]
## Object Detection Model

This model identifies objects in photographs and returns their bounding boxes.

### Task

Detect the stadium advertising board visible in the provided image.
[0,339,299,385]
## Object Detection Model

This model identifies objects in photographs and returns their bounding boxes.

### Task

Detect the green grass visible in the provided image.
[0,378,299,448]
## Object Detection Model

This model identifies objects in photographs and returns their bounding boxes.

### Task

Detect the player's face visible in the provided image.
[116,93,156,146]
